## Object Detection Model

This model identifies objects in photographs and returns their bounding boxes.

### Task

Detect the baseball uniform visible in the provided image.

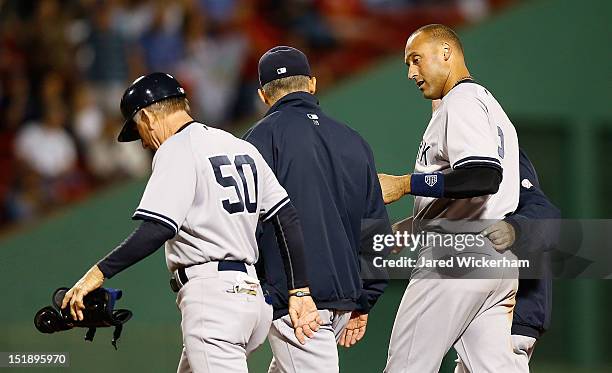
[134,122,290,372]
[385,80,522,373]
[73,72,313,373]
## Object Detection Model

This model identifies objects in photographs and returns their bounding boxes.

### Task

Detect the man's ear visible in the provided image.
[308,77,317,94]
[258,89,271,106]
[442,42,452,61]
[139,108,156,130]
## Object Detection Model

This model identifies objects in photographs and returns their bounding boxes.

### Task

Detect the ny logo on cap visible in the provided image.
[277,67,287,74]
[425,174,438,187]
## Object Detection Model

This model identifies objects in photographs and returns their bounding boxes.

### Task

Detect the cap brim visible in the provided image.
[117,118,140,142]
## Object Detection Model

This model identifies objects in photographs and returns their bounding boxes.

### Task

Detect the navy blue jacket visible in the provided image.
[244,92,391,320]
[505,148,561,339]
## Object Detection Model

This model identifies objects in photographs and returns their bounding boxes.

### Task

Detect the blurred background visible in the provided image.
[0,0,610,372]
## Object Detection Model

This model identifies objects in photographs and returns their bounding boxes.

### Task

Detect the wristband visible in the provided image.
[289,291,311,298]
[410,172,444,198]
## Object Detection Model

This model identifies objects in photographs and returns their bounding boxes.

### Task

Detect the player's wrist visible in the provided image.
[402,174,412,195]
[288,287,311,297]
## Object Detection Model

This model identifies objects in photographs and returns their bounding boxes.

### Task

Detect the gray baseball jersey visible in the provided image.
[413,82,520,220]
[133,122,289,272]
[385,82,523,373]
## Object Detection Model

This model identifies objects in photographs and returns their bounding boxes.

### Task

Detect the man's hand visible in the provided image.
[61,265,105,321]
[377,174,411,204]
[482,221,516,252]
[288,287,322,345]
[338,311,368,348]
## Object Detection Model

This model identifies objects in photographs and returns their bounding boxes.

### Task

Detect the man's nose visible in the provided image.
[408,66,418,81]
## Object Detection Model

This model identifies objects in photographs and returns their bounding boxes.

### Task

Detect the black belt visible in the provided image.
[170,261,247,293]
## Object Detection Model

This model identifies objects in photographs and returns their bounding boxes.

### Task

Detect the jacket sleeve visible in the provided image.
[504,150,561,256]
[357,140,392,313]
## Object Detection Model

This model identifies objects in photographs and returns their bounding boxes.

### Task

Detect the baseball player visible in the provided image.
[60,72,322,373]
[243,46,391,373]
[458,147,560,372]
[378,24,522,372]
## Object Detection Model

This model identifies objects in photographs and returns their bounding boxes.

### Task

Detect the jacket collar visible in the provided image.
[265,91,319,116]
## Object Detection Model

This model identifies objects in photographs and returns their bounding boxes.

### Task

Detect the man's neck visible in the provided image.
[157,111,195,147]
[441,65,471,97]
[267,90,310,107]
[165,111,195,135]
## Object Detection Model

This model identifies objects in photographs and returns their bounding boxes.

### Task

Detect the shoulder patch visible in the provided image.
[521,178,533,189]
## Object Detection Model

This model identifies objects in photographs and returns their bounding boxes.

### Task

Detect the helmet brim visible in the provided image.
[117,118,140,142]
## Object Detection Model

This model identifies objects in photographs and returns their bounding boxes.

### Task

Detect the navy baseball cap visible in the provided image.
[118,72,186,142]
[258,46,311,87]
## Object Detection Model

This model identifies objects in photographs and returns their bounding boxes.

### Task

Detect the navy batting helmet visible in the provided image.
[118,72,186,142]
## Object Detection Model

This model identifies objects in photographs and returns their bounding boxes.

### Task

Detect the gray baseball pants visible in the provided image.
[175,262,272,373]
[267,309,351,373]
[455,335,536,372]
[384,245,521,373]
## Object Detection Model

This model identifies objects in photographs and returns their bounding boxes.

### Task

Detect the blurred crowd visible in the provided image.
[0,0,509,227]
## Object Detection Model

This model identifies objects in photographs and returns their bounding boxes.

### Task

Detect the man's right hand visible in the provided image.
[61,265,105,321]
[377,174,411,204]
[288,287,322,345]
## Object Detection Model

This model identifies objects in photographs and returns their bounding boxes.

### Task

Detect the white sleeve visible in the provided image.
[445,96,502,172]
[133,138,197,235]
[256,153,289,222]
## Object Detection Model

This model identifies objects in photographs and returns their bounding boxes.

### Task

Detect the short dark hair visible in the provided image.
[261,75,311,101]
[413,24,463,53]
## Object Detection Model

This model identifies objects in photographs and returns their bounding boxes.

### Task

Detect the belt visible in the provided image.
[170,261,247,293]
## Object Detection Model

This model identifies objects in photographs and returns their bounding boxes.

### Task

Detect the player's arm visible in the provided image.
[256,149,322,344]
[380,95,502,204]
[262,201,323,345]
[62,139,195,320]
[261,200,310,292]
[60,220,174,321]
[484,149,561,253]
[379,167,501,203]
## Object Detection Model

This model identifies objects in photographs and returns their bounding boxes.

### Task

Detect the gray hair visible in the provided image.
[262,75,311,102]
[137,97,190,121]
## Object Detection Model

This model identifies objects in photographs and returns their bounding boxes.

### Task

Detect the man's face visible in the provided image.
[404,32,449,100]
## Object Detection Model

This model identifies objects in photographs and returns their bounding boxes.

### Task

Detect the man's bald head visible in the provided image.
[410,24,464,55]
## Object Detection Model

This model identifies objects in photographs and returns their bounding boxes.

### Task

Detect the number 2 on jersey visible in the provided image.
[209,155,258,214]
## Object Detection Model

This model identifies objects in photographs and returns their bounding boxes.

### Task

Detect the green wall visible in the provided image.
[1,0,611,371]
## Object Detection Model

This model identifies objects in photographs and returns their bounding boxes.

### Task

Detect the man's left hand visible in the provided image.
[482,221,516,252]
[338,311,368,348]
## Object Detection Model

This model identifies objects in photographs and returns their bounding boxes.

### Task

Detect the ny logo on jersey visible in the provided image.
[417,141,431,166]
